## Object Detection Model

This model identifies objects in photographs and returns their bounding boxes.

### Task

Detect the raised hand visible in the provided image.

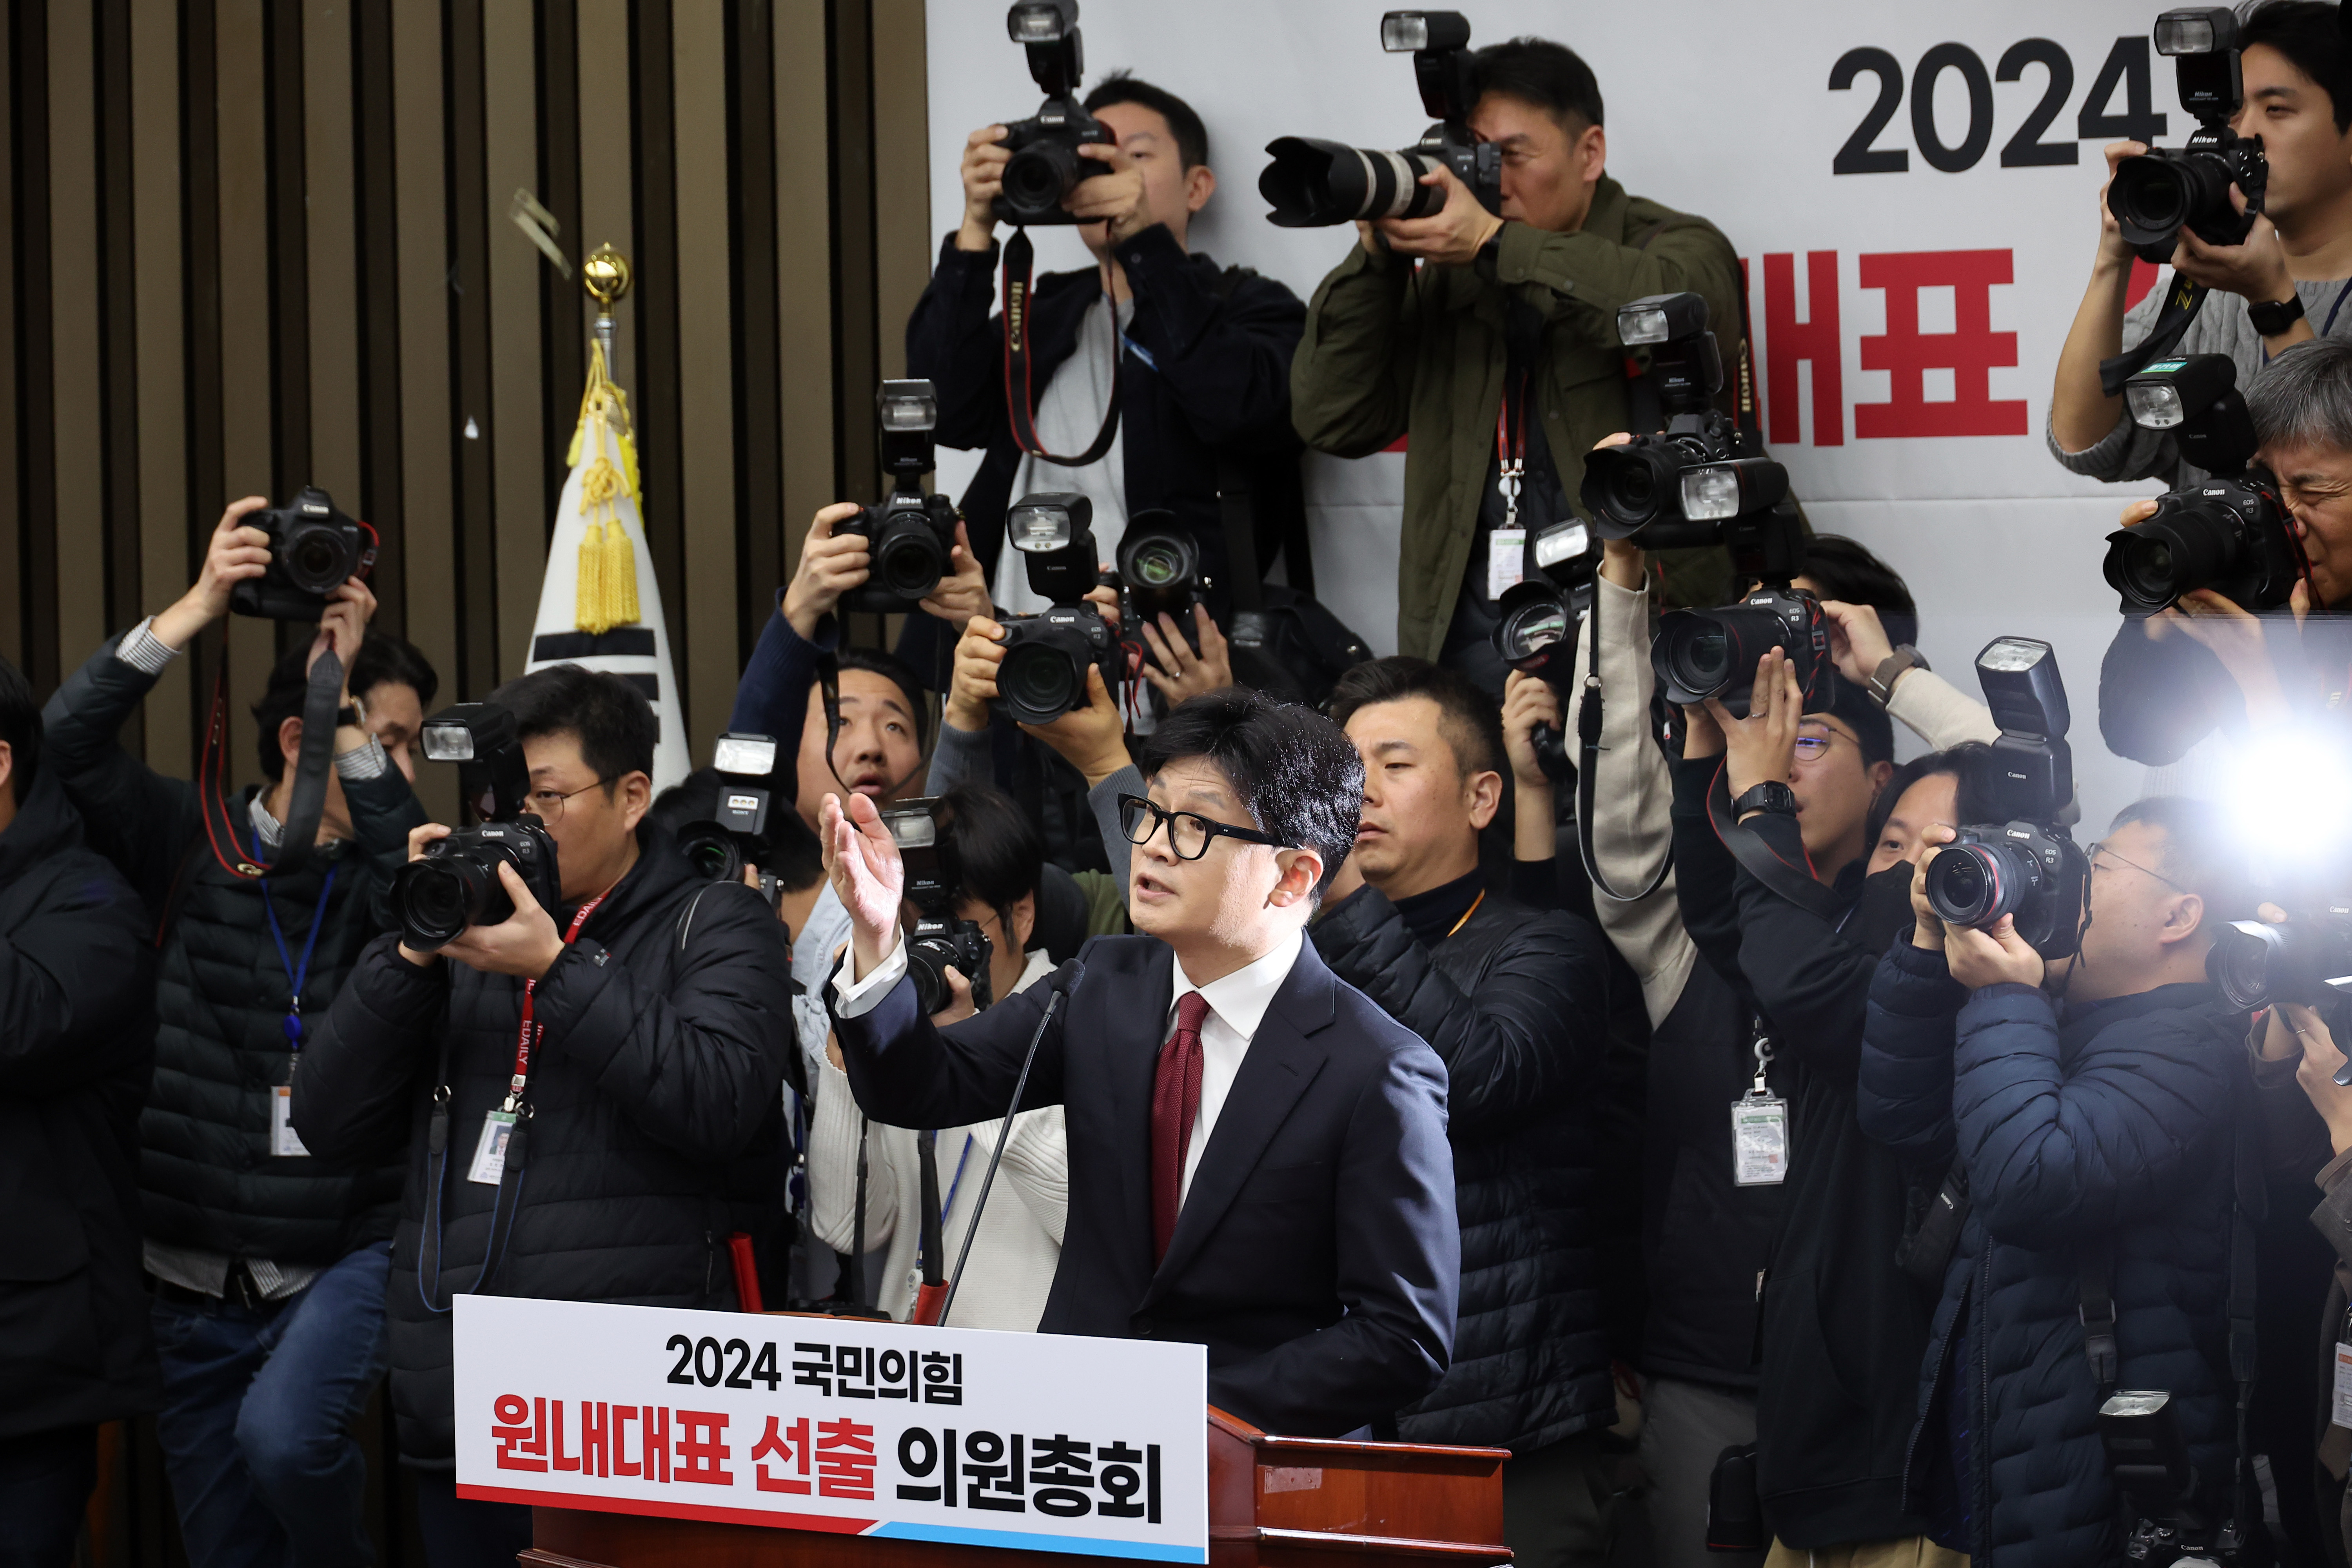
[820,791,906,979]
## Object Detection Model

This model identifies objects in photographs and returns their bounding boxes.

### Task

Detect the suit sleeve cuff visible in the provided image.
[114,618,183,675]
[831,934,909,1018]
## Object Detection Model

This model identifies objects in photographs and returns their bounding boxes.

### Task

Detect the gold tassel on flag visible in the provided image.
[569,337,642,636]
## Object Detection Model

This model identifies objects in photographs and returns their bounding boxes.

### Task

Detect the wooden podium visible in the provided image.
[521,1406,1510,1568]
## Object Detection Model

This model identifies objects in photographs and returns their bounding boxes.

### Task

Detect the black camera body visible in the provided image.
[2104,355,2300,614]
[1580,295,1786,548]
[1116,509,1203,627]
[2210,903,2352,1010]
[1259,11,1502,228]
[992,1,1112,227]
[675,733,786,889]
[2098,1390,2240,1568]
[232,486,375,621]
[1652,586,1831,719]
[1924,638,2090,959]
[2109,9,2268,260]
[881,798,995,1016]
[996,492,1124,725]
[391,704,564,952]
[842,381,961,613]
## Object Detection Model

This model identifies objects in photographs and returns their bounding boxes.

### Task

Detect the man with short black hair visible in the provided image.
[0,653,162,1567]
[909,71,1307,625]
[1861,798,2251,1567]
[1292,34,1742,691]
[40,499,436,1568]
[294,664,796,1568]
[824,689,1458,1437]
[1314,656,1619,1564]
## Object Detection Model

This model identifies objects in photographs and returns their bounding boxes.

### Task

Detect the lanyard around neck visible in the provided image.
[504,891,610,1112]
[251,831,337,1048]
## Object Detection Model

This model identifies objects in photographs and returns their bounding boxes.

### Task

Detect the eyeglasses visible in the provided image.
[1793,731,1834,761]
[1117,794,1289,862]
[521,777,614,824]
[2090,840,2187,892]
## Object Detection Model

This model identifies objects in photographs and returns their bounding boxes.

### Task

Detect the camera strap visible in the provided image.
[266,649,345,882]
[1703,760,1848,922]
[2098,272,2210,397]
[1575,599,1673,903]
[1000,229,1121,466]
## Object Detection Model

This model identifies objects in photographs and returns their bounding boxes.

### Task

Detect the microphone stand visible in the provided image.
[938,959,1083,1326]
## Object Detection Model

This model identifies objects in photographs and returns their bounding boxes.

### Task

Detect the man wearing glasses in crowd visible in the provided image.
[822,688,1460,1439]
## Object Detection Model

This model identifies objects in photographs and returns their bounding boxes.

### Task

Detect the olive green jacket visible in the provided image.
[1291,176,1744,661]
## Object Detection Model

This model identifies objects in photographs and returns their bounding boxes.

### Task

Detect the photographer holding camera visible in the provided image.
[1291,33,1741,695]
[290,666,795,1568]
[803,784,1070,1331]
[2053,2,2352,484]
[35,496,434,1568]
[909,64,1306,635]
[1860,798,2250,1567]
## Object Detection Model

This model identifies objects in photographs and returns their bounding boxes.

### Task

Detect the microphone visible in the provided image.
[938,957,1084,1327]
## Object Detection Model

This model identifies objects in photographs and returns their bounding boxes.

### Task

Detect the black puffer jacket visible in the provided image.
[40,639,419,1265]
[293,833,796,1465]
[0,767,163,1438]
[1312,883,1614,1452]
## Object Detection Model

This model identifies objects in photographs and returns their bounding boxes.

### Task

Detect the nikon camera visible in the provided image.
[390,704,563,952]
[992,1,1112,226]
[995,492,1123,725]
[880,798,994,1014]
[232,486,376,621]
[2107,9,2269,260]
[1924,638,2091,959]
[839,381,962,613]
[2103,353,2300,614]
[1261,12,1501,228]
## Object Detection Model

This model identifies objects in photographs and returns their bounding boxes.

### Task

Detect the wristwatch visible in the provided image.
[2248,291,2306,338]
[1732,780,1798,819]
[335,697,365,729]
[1868,645,1930,708]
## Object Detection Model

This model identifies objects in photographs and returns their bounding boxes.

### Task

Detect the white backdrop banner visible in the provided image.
[921,0,2219,830]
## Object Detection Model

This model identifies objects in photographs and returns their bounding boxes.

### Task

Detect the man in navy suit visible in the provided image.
[822,688,1458,1438]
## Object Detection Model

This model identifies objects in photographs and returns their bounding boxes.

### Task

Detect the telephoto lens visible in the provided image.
[1259,139,1451,227]
[2208,911,2352,1009]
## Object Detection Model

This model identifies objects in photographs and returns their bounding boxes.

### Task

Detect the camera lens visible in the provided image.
[2102,499,2250,613]
[281,523,354,594]
[1925,840,2040,929]
[1000,640,1079,722]
[872,518,948,601]
[675,825,744,885]
[391,858,484,951]
[1259,138,1443,227]
[1652,604,1789,709]
[2209,922,2284,1011]
[2111,149,2237,247]
[1131,542,1185,588]
[1582,441,1683,535]
[907,939,955,1015]
[1497,599,1570,667]
[1002,142,1085,223]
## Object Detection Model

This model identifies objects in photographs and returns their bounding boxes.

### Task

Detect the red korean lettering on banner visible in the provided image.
[675,1410,733,1486]
[1855,249,2027,439]
[816,1417,878,1500]
[1763,251,1844,447]
[753,1414,813,1495]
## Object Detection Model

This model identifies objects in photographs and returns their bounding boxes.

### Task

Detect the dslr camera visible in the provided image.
[390,704,564,952]
[232,485,377,621]
[1651,579,1829,721]
[881,799,994,1014]
[992,1,1113,227]
[995,492,1123,726]
[2108,9,2268,260]
[1116,509,1204,628]
[2097,1390,2243,1568]
[676,732,790,913]
[1260,11,1503,228]
[1488,518,1599,780]
[1581,294,1788,548]
[839,381,962,613]
[1924,638,2091,959]
[2103,354,2300,614]
[2209,901,2352,1011]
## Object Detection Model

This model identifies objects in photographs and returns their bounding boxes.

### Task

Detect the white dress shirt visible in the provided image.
[832,928,1308,1208]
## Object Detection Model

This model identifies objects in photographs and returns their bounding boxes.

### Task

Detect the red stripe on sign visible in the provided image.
[456,1482,877,1535]
[2125,257,2160,313]
[1382,434,1408,452]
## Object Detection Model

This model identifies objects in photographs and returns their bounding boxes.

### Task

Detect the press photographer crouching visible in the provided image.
[38,495,434,1568]
[803,785,1070,1332]
[2099,337,2352,773]
[1860,790,2252,1567]
[291,666,795,1567]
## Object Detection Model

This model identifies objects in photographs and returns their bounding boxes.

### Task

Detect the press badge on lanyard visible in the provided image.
[468,893,606,1185]
[1732,1033,1788,1186]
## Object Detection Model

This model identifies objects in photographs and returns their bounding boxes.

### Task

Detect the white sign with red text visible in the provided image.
[452,1295,1210,1562]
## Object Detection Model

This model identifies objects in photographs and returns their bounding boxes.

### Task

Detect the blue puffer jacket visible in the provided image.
[1858,941,2245,1568]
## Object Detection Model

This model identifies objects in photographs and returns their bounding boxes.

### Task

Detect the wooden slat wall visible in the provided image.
[0,0,929,837]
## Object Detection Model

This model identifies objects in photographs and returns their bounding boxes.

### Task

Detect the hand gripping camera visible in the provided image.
[2108,10,2269,261]
[1259,11,1503,228]
[2103,354,2301,614]
[232,486,377,621]
[880,798,994,1014]
[390,704,564,952]
[992,1,1113,227]
[995,493,1123,726]
[1924,638,2091,959]
[839,381,962,613]
[1580,294,1788,549]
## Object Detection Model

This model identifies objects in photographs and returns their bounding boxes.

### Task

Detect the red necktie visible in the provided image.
[1150,991,1211,1264]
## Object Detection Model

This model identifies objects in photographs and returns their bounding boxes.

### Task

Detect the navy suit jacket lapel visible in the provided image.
[1106,943,1175,1270]
[1143,942,1339,1300]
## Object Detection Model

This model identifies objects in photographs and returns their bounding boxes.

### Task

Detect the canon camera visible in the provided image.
[232,486,376,622]
[992,1,1112,226]
[2209,903,2352,1011]
[390,704,564,952]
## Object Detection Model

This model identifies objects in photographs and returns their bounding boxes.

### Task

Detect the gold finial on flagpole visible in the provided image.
[583,243,631,366]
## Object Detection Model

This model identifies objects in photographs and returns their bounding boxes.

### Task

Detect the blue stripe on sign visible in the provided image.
[865,1521,1205,1563]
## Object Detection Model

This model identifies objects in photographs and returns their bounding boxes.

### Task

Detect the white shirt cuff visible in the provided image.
[830,933,908,1019]
[333,734,390,780]
[115,617,183,675]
